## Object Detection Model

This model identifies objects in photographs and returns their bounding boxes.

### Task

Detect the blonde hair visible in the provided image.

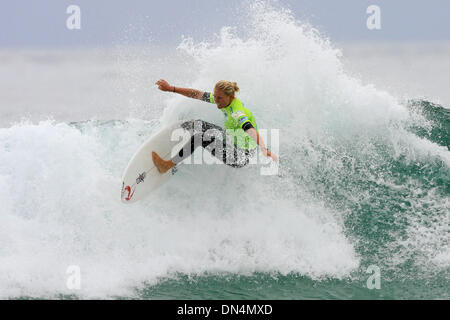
[214,80,240,97]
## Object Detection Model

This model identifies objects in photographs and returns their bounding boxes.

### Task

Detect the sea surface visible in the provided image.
[0,2,448,299]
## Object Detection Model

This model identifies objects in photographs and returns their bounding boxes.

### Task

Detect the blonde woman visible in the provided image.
[152,79,278,173]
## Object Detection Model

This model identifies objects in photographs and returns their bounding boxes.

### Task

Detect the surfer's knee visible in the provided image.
[228,157,249,168]
[230,162,248,169]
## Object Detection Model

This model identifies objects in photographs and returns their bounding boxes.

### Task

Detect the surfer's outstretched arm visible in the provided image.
[156,79,204,100]
[245,127,278,162]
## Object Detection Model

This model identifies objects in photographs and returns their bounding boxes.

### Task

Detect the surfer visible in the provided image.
[152,79,278,173]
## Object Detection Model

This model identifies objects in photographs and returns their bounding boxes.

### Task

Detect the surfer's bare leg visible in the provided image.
[152,151,175,174]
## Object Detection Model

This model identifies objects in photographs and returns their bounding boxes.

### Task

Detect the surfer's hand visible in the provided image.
[270,152,279,162]
[261,147,278,162]
[156,79,173,92]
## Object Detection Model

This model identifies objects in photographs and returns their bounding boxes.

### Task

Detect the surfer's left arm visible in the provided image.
[245,126,278,162]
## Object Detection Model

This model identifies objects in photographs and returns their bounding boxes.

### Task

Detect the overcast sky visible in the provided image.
[1,0,449,48]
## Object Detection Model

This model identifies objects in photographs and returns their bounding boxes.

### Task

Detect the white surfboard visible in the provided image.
[121,120,191,203]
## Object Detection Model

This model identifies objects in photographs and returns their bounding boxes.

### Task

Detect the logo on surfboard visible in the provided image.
[121,182,136,201]
[136,172,146,184]
[121,171,146,202]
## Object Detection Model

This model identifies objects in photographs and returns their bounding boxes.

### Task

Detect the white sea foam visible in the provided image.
[0,119,358,298]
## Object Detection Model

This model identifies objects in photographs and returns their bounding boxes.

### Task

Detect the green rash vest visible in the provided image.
[207,93,259,150]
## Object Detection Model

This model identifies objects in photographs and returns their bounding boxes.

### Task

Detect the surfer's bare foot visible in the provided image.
[152,151,175,174]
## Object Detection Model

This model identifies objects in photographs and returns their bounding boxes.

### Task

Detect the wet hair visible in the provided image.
[214,80,240,97]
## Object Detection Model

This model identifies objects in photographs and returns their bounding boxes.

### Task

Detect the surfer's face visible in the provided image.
[214,89,234,109]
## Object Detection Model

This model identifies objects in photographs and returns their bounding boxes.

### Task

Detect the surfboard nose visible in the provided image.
[120,120,189,203]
